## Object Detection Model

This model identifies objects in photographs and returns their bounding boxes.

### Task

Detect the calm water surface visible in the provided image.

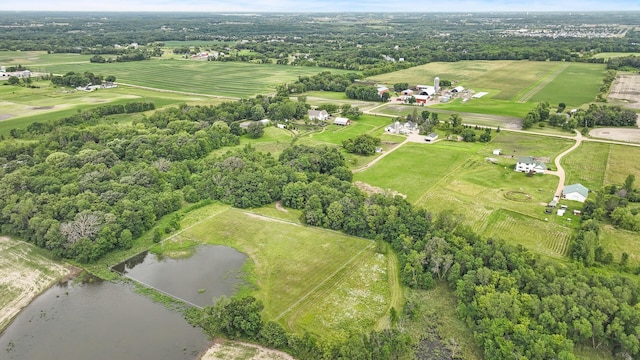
[112,245,248,307]
[0,280,209,360]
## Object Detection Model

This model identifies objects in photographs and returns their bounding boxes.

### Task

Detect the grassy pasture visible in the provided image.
[301,114,390,146]
[367,60,513,88]
[467,61,555,101]
[354,132,577,257]
[529,63,606,107]
[600,225,640,266]
[157,204,399,340]
[430,97,535,118]
[38,60,351,98]
[0,85,215,136]
[592,52,640,59]
[0,50,93,66]
[603,144,640,185]
[0,237,70,332]
[562,142,609,190]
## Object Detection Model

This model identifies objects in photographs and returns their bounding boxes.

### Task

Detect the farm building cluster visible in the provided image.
[0,66,32,79]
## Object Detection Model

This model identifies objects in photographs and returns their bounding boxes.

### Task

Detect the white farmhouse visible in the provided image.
[308,109,329,121]
[515,156,547,174]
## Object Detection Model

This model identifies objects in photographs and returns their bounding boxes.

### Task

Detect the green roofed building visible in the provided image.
[562,183,589,203]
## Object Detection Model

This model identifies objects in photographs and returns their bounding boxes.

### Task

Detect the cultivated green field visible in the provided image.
[592,52,640,59]
[155,204,400,341]
[0,237,70,332]
[367,60,605,118]
[0,50,93,66]
[528,63,606,107]
[37,60,352,98]
[354,132,577,258]
[367,60,514,88]
[0,84,220,136]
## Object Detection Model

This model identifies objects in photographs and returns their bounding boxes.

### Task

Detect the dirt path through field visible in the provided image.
[200,340,294,360]
[353,136,410,173]
[516,62,570,103]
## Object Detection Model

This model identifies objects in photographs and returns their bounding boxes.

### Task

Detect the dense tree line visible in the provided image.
[345,84,387,102]
[51,71,116,88]
[1,13,637,75]
[607,55,640,70]
[342,134,381,155]
[571,175,640,267]
[575,104,639,128]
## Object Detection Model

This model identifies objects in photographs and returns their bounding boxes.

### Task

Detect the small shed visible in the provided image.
[451,86,465,93]
[493,149,502,155]
[557,208,566,216]
[425,133,439,142]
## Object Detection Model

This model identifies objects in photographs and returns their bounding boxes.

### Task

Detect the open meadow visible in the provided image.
[0,84,223,136]
[354,132,578,258]
[0,237,71,332]
[153,204,401,341]
[35,59,351,98]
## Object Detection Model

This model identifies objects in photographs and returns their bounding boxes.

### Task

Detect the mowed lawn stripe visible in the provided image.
[515,62,570,103]
[179,207,374,320]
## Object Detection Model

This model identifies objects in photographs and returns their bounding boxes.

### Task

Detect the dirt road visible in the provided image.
[550,130,583,197]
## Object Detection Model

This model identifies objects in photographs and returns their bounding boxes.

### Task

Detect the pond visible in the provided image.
[0,280,209,360]
[1,244,249,359]
[112,245,248,307]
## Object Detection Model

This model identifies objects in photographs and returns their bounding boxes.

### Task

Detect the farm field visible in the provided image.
[528,63,606,107]
[368,60,605,118]
[367,60,514,88]
[354,132,577,257]
[0,50,93,66]
[603,143,640,185]
[37,59,351,98]
[155,204,399,340]
[0,84,216,136]
[0,237,71,332]
[592,52,640,59]
[562,142,609,190]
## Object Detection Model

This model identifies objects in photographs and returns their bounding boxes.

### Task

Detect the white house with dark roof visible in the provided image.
[307,109,329,121]
[562,183,589,203]
[515,156,547,174]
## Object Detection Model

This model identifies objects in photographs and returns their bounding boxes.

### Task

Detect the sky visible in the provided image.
[3,0,639,13]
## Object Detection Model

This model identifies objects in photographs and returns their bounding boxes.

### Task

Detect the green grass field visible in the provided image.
[0,51,93,66]
[600,225,640,266]
[528,63,606,107]
[154,204,400,340]
[603,144,640,185]
[354,132,577,257]
[367,60,605,119]
[562,142,609,190]
[0,84,219,136]
[592,52,640,59]
[37,59,351,98]
[367,60,513,88]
